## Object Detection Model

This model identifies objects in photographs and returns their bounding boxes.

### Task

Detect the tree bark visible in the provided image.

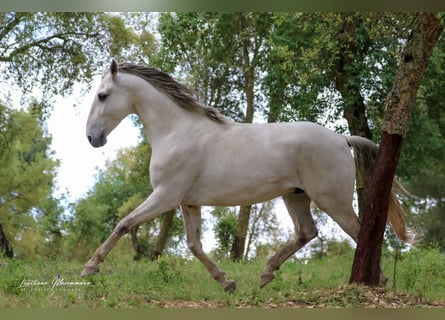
[129,209,176,260]
[334,13,373,220]
[231,204,252,261]
[150,209,175,260]
[130,225,149,259]
[0,222,14,258]
[334,13,373,139]
[350,13,443,285]
[350,132,403,284]
[230,12,256,261]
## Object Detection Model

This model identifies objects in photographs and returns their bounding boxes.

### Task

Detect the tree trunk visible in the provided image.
[334,13,373,220]
[243,202,268,261]
[129,209,176,260]
[231,204,252,261]
[267,78,286,123]
[350,13,443,285]
[0,222,14,258]
[130,225,149,259]
[150,209,175,260]
[350,132,403,284]
[230,12,256,261]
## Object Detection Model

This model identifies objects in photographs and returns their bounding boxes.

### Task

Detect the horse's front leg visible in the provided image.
[81,189,178,277]
[181,205,236,293]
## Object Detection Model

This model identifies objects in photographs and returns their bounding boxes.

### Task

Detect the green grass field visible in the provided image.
[0,244,444,308]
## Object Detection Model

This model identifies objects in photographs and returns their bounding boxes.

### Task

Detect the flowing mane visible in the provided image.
[117,62,227,124]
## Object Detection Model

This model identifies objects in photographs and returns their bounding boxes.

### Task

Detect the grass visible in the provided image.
[0,245,444,308]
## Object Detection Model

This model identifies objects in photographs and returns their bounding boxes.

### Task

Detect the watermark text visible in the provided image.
[19,277,91,291]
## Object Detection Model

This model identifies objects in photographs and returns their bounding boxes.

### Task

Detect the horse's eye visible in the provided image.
[98,93,108,102]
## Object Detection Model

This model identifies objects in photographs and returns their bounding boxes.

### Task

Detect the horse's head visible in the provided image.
[86,60,134,148]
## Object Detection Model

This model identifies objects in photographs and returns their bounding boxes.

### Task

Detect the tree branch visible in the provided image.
[0,31,102,62]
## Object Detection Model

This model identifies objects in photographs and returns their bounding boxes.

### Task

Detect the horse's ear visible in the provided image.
[110,59,118,79]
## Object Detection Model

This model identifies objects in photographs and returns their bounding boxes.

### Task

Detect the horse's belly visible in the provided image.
[182,174,299,206]
[182,140,303,205]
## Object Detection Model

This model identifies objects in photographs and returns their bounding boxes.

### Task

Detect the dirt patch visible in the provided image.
[272,285,445,308]
[146,285,445,308]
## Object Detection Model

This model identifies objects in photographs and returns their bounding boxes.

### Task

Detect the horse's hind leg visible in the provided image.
[312,191,388,284]
[260,192,317,288]
[181,205,236,293]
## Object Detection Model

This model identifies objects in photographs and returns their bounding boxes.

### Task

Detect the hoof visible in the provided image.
[81,264,99,277]
[223,280,237,294]
[260,272,274,289]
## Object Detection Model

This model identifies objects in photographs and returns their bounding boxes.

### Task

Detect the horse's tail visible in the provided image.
[346,135,413,243]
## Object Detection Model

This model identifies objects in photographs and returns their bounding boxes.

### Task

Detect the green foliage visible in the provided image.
[397,101,445,191]
[0,13,158,109]
[414,204,445,250]
[103,13,158,64]
[390,248,445,301]
[263,13,341,123]
[0,13,107,100]
[245,201,283,260]
[210,203,283,261]
[212,208,237,260]
[325,239,355,257]
[263,12,416,128]
[0,103,60,258]
[155,12,273,122]
[66,144,151,259]
[65,141,184,261]
[398,37,445,195]
[147,258,183,286]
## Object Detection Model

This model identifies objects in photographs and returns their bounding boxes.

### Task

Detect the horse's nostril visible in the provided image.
[87,135,92,144]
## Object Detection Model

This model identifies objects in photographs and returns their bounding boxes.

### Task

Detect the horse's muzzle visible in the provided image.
[87,131,107,148]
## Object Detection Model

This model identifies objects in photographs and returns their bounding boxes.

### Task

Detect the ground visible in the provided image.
[146,285,445,308]
[1,249,444,308]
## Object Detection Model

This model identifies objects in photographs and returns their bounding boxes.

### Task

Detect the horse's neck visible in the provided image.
[134,89,219,147]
